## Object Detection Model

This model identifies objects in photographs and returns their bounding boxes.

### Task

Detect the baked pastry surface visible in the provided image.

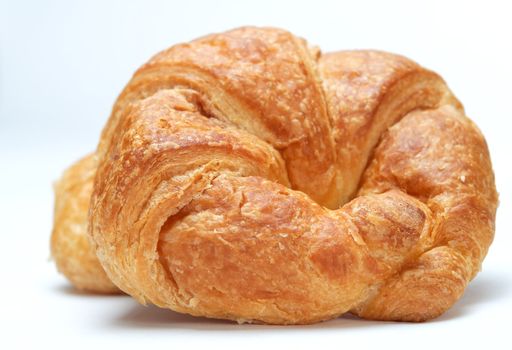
[51,27,497,324]
[51,154,119,293]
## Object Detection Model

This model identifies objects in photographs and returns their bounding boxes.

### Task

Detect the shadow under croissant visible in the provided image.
[434,271,510,322]
[110,305,394,330]
[55,284,126,298]
[56,271,509,329]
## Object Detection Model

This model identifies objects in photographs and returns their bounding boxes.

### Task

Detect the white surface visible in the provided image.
[1,0,511,348]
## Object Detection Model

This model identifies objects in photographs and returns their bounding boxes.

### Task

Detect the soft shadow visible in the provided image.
[55,283,127,298]
[111,302,398,331]
[436,271,510,321]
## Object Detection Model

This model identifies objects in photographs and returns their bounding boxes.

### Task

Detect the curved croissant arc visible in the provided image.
[53,27,497,324]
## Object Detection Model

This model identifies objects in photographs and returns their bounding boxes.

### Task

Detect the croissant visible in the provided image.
[51,153,119,293]
[51,27,497,324]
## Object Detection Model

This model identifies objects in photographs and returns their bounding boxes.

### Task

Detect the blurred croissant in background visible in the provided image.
[51,153,119,293]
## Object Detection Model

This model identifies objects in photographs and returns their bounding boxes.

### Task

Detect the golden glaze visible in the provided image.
[51,27,497,324]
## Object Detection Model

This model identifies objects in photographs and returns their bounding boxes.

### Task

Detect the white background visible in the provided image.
[1,0,511,348]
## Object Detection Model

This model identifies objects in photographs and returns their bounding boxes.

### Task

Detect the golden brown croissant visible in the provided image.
[51,154,119,293]
[52,27,498,324]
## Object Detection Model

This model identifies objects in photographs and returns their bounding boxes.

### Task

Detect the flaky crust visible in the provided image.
[51,154,119,293]
[52,27,497,324]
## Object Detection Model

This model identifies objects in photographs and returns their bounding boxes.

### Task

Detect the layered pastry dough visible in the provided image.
[51,27,497,324]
